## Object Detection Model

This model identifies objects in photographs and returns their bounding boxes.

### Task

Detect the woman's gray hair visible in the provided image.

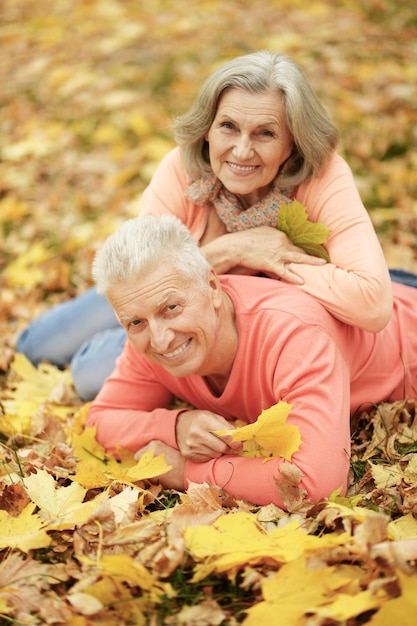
[92,215,211,295]
[173,50,339,187]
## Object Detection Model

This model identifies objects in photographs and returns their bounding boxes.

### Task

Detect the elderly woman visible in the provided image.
[17,50,393,400]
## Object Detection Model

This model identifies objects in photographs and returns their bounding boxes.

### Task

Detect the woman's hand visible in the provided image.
[175,410,241,462]
[202,225,326,284]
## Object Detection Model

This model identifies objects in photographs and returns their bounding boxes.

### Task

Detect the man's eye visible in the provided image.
[128,319,142,329]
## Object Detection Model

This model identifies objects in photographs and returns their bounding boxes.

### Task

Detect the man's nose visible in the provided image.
[149,321,175,352]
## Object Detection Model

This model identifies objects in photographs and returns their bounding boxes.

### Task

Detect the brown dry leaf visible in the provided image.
[370,539,417,575]
[0,481,30,516]
[166,598,227,626]
[275,462,312,514]
[170,482,225,528]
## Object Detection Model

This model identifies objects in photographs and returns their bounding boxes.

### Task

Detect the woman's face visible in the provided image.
[206,88,294,207]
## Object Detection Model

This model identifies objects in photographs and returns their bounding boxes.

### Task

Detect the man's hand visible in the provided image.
[176,410,241,462]
[134,441,186,491]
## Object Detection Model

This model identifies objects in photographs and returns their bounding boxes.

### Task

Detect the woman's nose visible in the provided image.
[232,135,253,159]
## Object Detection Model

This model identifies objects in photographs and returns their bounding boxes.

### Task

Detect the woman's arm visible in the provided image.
[201,225,326,284]
[140,148,392,331]
[294,153,392,331]
[202,154,393,332]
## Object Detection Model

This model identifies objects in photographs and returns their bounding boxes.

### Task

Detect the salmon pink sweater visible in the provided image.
[88,278,416,507]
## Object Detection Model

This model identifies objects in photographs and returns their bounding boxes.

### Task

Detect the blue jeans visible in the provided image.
[16,287,126,401]
[16,269,417,401]
[389,268,417,288]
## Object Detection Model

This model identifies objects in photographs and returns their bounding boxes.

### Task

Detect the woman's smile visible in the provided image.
[226,161,259,175]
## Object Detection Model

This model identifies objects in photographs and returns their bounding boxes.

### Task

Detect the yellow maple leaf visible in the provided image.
[71,426,172,489]
[86,553,157,589]
[23,468,104,528]
[82,577,145,615]
[79,553,172,601]
[184,512,307,579]
[185,512,351,580]
[368,571,417,625]
[216,402,301,460]
[2,354,74,436]
[127,448,173,482]
[370,461,403,489]
[328,486,365,508]
[71,425,110,465]
[10,353,73,397]
[308,590,383,622]
[0,503,51,552]
[243,558,371,626]
[388,512,417,541]
[277,200,330,261]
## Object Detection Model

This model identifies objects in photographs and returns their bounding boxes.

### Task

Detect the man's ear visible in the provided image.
[207,269,222,307]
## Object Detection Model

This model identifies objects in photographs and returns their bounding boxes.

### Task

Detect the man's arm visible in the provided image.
[179,323,352,507]
[87,341,238,456]
[89,310,352,508]
[87,344,180,453]
[138,322,352,508]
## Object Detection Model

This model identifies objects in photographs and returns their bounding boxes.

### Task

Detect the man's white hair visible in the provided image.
[92,215,211,295]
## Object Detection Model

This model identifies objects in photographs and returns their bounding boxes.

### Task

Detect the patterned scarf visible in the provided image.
[184,173,294,232]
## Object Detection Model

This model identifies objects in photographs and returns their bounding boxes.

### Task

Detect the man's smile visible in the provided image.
[161,338,191,359]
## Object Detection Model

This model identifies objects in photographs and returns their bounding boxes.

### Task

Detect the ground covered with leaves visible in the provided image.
[1,0,417,624]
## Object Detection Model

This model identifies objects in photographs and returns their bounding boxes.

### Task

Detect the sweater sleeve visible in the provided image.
[183,322,352,507]
[139,147,209,240]
[294,153,392,332]
[87,341,181,454]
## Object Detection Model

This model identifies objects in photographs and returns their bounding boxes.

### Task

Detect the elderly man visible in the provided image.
[88,215,417,508]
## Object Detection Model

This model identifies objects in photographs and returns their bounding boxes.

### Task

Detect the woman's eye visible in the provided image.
[259,129,274,137]
[220,121,234,130]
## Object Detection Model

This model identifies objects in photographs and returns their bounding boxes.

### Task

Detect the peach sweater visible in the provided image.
[140,147,392,331]
[88,278,416,507]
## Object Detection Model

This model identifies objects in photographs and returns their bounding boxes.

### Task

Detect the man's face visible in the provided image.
[107,263,223,378]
